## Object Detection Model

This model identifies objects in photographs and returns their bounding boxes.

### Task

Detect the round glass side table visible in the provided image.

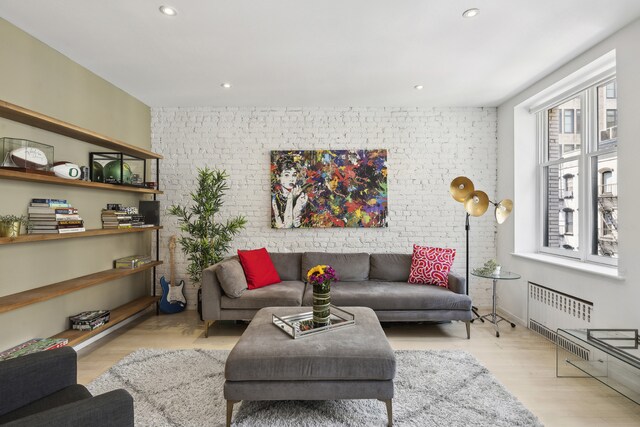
[470,270,521,337]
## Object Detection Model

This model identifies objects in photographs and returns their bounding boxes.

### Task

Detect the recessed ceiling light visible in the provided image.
[462,8,479,18]
[159,5,177,16]
[414,85,424,90]
[221,83,232,89]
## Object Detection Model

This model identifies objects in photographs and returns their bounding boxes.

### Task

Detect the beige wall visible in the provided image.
[0,18,153,349]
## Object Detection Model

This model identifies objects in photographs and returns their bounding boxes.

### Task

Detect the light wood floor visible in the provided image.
[77,309,640,426]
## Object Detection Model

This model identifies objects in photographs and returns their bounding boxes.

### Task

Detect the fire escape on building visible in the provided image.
[598,183,617,257]
[597,127,618,257]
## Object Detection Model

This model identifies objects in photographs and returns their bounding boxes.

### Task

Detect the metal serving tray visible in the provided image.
[272,305,356,339]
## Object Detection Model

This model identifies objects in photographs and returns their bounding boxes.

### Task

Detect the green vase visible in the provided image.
[312,282,331,327]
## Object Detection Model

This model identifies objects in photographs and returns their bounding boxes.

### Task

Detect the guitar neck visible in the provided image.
[169,238,175,286]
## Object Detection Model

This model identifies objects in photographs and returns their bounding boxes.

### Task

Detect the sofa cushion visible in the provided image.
[369,253,412,281]
[269,252,303,281]
[408,245,456,288]
[301,252,369,282]
[216,258,248,298]
[302,281,471,311]
[237,248,281,289]
[221,281,305,309]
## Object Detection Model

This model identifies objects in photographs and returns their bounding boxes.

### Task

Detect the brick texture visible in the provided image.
[151,107,498,309]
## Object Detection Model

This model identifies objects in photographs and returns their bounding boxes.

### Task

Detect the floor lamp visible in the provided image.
[449,176,513,320]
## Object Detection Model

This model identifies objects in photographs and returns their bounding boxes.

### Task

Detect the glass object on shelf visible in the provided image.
[90,152,146,185]
[114,254,152,269]
[1,137,54,173]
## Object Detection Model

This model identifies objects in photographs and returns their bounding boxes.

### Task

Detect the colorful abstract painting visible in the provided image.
[271,149,388,228]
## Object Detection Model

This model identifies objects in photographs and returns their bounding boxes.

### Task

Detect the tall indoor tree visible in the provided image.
[168,168,247,285]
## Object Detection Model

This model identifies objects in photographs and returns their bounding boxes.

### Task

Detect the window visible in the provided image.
[606,81,617,98]
[563,109,574,133]
[564,209,574,235]
[563,175,574,198]
[538,78,618,264]
[601,170,613,194]
[606,109,617,128]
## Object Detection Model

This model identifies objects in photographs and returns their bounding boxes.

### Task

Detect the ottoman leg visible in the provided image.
[226,400,238,426]
[379,399,393,426]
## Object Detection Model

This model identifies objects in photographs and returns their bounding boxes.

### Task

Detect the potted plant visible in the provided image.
[472,259,501,276]
[0,214,28,238]
[168,168,247,286]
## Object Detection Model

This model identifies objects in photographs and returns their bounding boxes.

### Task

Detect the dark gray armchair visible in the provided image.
[0,346,133,426]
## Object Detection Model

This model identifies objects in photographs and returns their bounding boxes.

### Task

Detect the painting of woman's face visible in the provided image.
[279,168,297,190]
[271,149,388,228]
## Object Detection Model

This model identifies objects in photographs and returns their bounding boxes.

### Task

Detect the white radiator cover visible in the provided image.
[527,282,594,343]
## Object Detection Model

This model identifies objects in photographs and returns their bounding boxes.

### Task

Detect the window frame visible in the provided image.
[537,76,618,267]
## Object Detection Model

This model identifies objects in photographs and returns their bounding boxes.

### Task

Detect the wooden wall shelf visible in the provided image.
[0,168,162,194]
[0,99,162,159]
[0,98,162,348]
[51,296,159,347]
[0,226,162,246]
[0,261,162,314]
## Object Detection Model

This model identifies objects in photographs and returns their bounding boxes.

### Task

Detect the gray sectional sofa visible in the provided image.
[202,252,473,338]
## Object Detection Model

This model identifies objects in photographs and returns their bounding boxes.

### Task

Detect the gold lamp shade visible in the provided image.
[464,191,489,216]
[494,199,513,224]
[450,176,475,202]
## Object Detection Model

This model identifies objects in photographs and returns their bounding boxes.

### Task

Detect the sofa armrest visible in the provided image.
[4,389,134,427]
[202,260,225,321]
[0,346,77,416]
[447,272,467,295]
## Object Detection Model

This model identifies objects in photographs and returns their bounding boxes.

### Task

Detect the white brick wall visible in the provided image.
[151,107,498,310]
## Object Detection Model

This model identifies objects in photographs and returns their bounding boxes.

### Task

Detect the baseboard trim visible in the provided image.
[496,306,525,327]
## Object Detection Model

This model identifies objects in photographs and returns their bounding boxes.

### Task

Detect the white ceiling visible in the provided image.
[1,0,640,107]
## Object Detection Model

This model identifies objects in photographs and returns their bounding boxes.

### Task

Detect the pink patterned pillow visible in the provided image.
[408,244,456,288]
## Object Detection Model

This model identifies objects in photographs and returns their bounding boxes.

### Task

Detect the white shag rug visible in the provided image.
[88,349,542,427]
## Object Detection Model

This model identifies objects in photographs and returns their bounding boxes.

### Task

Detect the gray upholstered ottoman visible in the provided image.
[224,306,396,426]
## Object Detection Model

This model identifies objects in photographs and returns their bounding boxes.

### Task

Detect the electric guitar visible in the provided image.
[159,235,186,313]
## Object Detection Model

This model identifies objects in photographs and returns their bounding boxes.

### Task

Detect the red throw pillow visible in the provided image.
[408,244,456,288]
[237,248,281,289]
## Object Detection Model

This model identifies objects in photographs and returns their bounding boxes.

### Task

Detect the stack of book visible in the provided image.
[0,338,68,361]
[28,199,85,234]
[69,310,110,331]
[130,213,146,227]
[101,205,153,228]
[101,209,132,229]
